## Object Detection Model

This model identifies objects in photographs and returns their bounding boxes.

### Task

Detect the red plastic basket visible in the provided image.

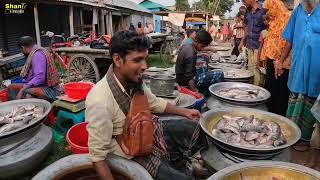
[0,89,7,102]
[66,122,89,154]
[64,82,93,99]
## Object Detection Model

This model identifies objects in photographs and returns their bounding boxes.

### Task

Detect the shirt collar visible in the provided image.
[257,3,263,9]
[112,73,131,96]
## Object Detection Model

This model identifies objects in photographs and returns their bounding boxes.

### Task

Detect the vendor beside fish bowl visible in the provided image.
[175,30,224,97]
[6,36,61,102]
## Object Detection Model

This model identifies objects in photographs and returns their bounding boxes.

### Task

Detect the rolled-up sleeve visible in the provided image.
[143,84,168,113]
[86,92,113,162]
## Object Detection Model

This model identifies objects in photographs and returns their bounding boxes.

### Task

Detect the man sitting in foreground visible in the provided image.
[86,31,208,180]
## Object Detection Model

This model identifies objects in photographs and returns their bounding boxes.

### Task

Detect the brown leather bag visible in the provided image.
[116,92,153,156]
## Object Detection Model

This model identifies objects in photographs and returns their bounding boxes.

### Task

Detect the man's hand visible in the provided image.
[256,60,261,71]
[17,84,30,99]
[274,60,284,79]
[188,80,198,92]
[181,108,201,121]
[239,40,244,52]
[94,161,114,180]
[164,103,201,121]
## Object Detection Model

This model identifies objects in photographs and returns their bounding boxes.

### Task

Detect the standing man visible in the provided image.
[240,0,267,85]
[279,0,320,154]
[86,31,208,180]
[181,29,196,45]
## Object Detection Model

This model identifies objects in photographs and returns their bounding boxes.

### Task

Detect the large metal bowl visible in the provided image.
[209,63,243,69]
[208,161,320,180]
[150,75,176,96]
[209,82,271,105]
[200,108,301,154]
[0,99,52,140]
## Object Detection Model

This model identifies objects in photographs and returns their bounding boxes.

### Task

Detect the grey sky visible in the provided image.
[129,0,241,17]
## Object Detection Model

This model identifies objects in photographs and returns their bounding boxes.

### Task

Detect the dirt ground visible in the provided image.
[290,147,320,171]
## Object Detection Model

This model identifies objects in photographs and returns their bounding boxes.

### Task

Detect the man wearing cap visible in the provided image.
[7,36,61,101]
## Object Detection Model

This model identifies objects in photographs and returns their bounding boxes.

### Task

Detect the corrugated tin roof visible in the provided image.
[139,0,168,10]
[56,0,105,7]
[104,0,151,13]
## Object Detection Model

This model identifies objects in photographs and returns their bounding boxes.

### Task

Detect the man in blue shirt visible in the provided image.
[182,29,196,45]
[240,0,266,85]
[278,0,320,149]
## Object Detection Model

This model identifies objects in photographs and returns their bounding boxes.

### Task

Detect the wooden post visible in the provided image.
[33,3,41,46]
[121,14,124,30]
[69,6,74,36]
[108,11,113,36]
[92,9,98,32]
[100,9,106,34]
[80,8,83,26]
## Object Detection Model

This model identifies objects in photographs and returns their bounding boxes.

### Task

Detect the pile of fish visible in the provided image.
[224,70,241,78]
[218,87,264,100]
[0,104,44,134]
[212,115,286,148]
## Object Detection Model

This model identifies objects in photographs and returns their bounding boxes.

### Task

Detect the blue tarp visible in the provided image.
[186,22,207,25]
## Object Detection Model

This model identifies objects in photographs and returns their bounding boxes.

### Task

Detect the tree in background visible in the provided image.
[192,0,234,16]
[175,0,190,11]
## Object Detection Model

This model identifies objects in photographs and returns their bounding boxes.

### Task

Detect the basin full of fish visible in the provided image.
[0,104,44,135]
[218,87,265,101]
[211,115,287,148]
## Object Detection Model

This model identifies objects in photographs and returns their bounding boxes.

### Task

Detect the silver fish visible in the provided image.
[245,131,260,141]
[24,104,36,111]
[228,133,241,143]
[216,133,234,142]
[0,121,25,134]
[0,116,14,124]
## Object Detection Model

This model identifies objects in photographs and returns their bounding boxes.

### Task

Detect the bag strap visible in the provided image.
[106,66,130,115]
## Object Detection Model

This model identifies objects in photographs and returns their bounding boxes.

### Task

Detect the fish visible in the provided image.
[0,121,25,134]
[212,115,287,148]
[0,104,44,135]
[24,104,36,111]
[245,131,260,141]
[218,87,263,100]
[0,116,14,124]
[228,133,241,143]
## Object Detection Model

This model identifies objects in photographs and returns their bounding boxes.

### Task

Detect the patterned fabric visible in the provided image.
[193,53,224,97]
[21,47,60,87]
[287,93,317,140]
[248,49,262,85]
[7,83,60,102]
[105,65,167,178]
[106,66,130,115]
[262,0,291,68]
[145,119,207,179]
[235,21,245,39]
[259,29,269,61]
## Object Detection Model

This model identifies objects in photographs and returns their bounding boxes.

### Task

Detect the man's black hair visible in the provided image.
[195,30,212,45]
[186,29,196,38]
[109,30,151,59]
[18,36,34,48]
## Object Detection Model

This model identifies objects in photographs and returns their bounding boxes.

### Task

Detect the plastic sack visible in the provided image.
[311,95,320,123]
